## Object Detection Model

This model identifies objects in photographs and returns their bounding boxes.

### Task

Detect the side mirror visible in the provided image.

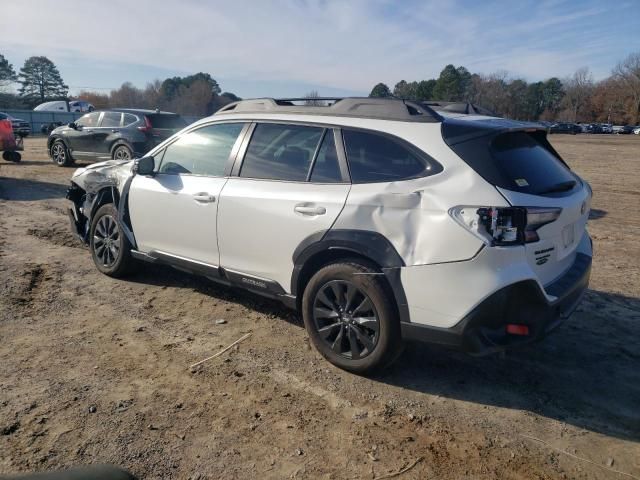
[134,156,155,176]
[68,122,77,129]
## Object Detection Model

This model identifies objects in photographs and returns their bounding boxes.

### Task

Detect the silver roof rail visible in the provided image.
[215,97,443,123]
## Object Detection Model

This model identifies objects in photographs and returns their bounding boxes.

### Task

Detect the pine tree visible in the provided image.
[18,56,68,103]
[0,53,16,90]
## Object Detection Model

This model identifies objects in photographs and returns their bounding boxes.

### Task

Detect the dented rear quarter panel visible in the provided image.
[331,122,509,266]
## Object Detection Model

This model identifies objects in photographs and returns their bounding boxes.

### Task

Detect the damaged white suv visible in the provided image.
[66,98,592,374]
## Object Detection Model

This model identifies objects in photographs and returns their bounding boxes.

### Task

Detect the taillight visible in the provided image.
[449,206,561,246]
[137,116,153,133]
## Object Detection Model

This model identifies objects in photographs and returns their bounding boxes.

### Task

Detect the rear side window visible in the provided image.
[240,123,323,181]
[147,114,187,129]
[122,113,137,126]
[100,112,122,128]
[342,130,439,183]
[490,132,576,194]
[158,123,245,176]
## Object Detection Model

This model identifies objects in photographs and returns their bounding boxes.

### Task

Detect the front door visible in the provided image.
[217,123,350,292]
[128,122,247,266]
[66,112,101,159]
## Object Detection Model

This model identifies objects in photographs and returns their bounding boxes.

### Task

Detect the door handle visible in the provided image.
[193,192,216,203]
[111,129,119,133]
[294,204,326,216]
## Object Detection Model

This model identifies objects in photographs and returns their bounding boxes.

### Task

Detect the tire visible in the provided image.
[2,151,21,162]
[302,261,402,375]
[50,140,74,167]
[89,204,136,278]
[112,145,132,161]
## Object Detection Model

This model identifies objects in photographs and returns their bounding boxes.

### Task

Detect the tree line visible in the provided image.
[369,51,640,125]
[1,51,639,124]
[0,55,241,116]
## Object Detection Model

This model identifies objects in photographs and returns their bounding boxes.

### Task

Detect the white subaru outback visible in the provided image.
[66,98,592,374]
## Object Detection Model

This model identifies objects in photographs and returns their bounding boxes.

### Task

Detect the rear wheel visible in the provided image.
[51,140,73,167]
[302,261,402,375]
[2,151,22,162]
[90,204,136,277]
[112,145,132,161]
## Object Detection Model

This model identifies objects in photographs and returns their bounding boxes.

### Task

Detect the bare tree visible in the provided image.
[77,90,110,109]
[562,67,594,122]
[304,90,323,106]
[109,82,146,108]
[613,52,640,124]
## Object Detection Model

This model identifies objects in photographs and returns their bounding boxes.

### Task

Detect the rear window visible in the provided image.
[446,129,577,195]
[147,114,187,129]
[490,132,577,195]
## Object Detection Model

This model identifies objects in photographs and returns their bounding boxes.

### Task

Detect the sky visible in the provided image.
[1,0,638,98]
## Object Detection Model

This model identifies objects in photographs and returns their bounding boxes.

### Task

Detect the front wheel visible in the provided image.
[90,204,136,277]
[51,140,73,167]
[302,261,402,375]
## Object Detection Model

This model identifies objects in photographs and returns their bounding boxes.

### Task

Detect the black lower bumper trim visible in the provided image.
[401,253,592,354]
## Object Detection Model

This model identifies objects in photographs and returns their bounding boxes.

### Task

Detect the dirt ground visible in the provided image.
[1,135,639,480]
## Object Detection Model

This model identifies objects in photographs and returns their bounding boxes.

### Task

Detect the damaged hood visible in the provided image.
[71,159,134,194]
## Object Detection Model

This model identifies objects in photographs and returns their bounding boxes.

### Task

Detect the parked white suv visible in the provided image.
[66,98,592,374]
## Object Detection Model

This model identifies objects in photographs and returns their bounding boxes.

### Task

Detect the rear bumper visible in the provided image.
[401,251,591,354]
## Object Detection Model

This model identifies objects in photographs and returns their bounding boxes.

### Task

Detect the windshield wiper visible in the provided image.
[537,180,577,195]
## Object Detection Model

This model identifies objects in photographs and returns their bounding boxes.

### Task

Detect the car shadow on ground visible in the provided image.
[125,263,301,327]
[589,208,607,220]
[0,176,68,201]
[378,289,640,443]
[126,262,640,443]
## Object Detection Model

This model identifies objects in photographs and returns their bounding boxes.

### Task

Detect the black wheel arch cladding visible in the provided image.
[291,229,410,323]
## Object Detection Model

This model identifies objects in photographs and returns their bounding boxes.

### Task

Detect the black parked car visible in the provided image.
[47,108,187,167]
[0,111,31,137]
[585,123,604,134]
[549,122,581,134]
[617,125,635,134]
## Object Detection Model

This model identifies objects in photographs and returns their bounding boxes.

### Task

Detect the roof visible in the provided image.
[108,108,179,115]
[215,97,443,123]
[421,101,497,117]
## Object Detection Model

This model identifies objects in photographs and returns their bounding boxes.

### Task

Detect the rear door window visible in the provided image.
[342,130,440,183]
[100,112,122,128]
[240,123,323,181]
[310,131,343,183]
[158,123,245,176]
[490,132,577,194]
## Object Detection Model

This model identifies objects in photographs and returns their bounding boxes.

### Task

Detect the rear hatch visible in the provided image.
[144,113,187,141]
[443,118,591,286]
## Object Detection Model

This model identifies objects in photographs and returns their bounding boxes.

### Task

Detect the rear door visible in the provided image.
[128,122,247,266]
[93,111,123,156]
[217,123,350,292]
